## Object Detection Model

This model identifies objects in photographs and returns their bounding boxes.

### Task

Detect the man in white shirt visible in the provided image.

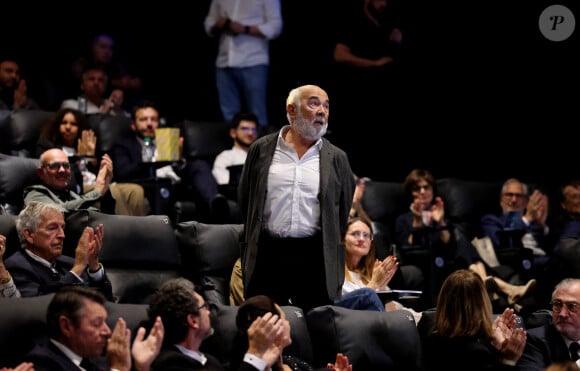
[212,112,259,186]
[204,0,282,129]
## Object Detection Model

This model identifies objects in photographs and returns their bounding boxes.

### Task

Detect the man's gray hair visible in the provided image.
[16,201,66,249]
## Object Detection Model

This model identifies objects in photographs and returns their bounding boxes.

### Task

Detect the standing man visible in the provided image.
[204,0,282,129]
[238,84,356,312]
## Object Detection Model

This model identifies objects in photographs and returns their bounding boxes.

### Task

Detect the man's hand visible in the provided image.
[95,155,113,196]
[132,316,164,371]
[246,312,284,367]
[77,130,97,157]
[106,317,132,371]
[12,79,28,109]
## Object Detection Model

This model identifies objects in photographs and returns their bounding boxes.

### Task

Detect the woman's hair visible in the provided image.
[343,216,376,285]
[40,108,89,147]
[434,269,494,338]
[403,168,435,196]
[232,295,282,370]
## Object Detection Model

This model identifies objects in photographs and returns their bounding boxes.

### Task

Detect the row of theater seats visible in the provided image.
[0,211,424,370]
[0,109,235,222]
[0,207,553,370]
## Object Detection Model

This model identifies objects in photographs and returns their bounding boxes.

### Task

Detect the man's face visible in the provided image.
[500,182,528,214]
[562,185,580,218]
[66,299,112,357]
[39,150,71,191]
[232,120,258,149]
[0,60,20,89]
[81,69,107,100]
[552,283,580,341]
[132,107,159,139]
[24,209,65,262]
[193,292,214,339]
[291,86,329,141]
[92,35,113,64]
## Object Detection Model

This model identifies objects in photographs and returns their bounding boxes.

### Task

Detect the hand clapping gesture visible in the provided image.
[525,190,549,227]
[368,255,398,290]
[491,307,526,363]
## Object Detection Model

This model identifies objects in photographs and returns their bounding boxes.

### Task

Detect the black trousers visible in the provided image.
[246,231,331,313]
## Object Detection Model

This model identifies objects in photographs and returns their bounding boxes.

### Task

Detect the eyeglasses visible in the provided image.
[44,162,71,171]
[502,192,527,199]
[412,184,432,192]
[348,231,373,241]
[551,300,580,313]
[196,302,210,311]
[239,127,257,133]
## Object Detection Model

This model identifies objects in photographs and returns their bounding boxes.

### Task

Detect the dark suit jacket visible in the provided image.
[4,249,113,301]
[25,337,108,371]
[422,333,517,371]
[151,346,258,371]
[480,213,549,251]
[238,130,355,302]
[517,324,573,371]
[109,135,150,182]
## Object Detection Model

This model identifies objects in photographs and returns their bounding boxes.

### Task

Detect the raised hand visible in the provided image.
[77,129,97,157]
[106,317,132,371]
[327,353,353,371]
[132,316,164,371]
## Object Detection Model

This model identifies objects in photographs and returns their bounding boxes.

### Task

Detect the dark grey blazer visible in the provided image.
[517,323,573,370]
[238,130,355,302]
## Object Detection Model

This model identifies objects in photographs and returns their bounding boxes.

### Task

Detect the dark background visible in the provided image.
[3,0,578,188]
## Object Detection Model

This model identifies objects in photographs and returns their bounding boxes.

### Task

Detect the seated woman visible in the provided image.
[36,108,147,216]
[231,294,352,371]
[421,269,526,371]
[336,216,423,323]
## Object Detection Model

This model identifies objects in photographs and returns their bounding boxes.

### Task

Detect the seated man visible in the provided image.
[0,57,41,110]
[110,100,219,220]
[4,201,113,300]
[480,178,552,268]
[24,285,164,371]
[24,148,116,213]
[147,277,283,370]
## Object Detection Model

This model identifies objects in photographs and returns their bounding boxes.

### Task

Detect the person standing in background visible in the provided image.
[204,0,282,130]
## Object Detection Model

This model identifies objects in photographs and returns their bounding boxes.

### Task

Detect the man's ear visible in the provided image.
[23,228,34,245]
[287,103,296,120]
[187,313,200,330]
[130,122,137,132]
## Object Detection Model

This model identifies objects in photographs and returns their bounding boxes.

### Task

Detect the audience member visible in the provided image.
[238,84,356,312]
[24,148,117,215]
[480,178,552,269]
[212,112,259,186]
[4,201,113,300]
[422,269,527,371]
[517,278,580,370]
[36,109,146,216]
[337,216,423,322]
[331,0,404,145]
[0,57,40,110]
[147,277,283,370]
[24,285,163,371]
[0,234,20,298]
[61,66,128,116]
[109,100,219,220]
[231,294,353,371]
[70,33,143,105]
[204,0,283,129]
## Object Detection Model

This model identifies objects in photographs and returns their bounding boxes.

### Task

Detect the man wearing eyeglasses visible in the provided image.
[517,278,580,369]
[480,178,552,270]
[23,148,114,212]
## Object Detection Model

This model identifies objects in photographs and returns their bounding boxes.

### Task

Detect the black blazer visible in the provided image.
[4,249,113,301]
[109,135,150,182]
[517,324,573,371]
[151,346,259,371]
[25,337,108,371]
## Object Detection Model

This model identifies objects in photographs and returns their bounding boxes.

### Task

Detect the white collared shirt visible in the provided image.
[263,127,322,238]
